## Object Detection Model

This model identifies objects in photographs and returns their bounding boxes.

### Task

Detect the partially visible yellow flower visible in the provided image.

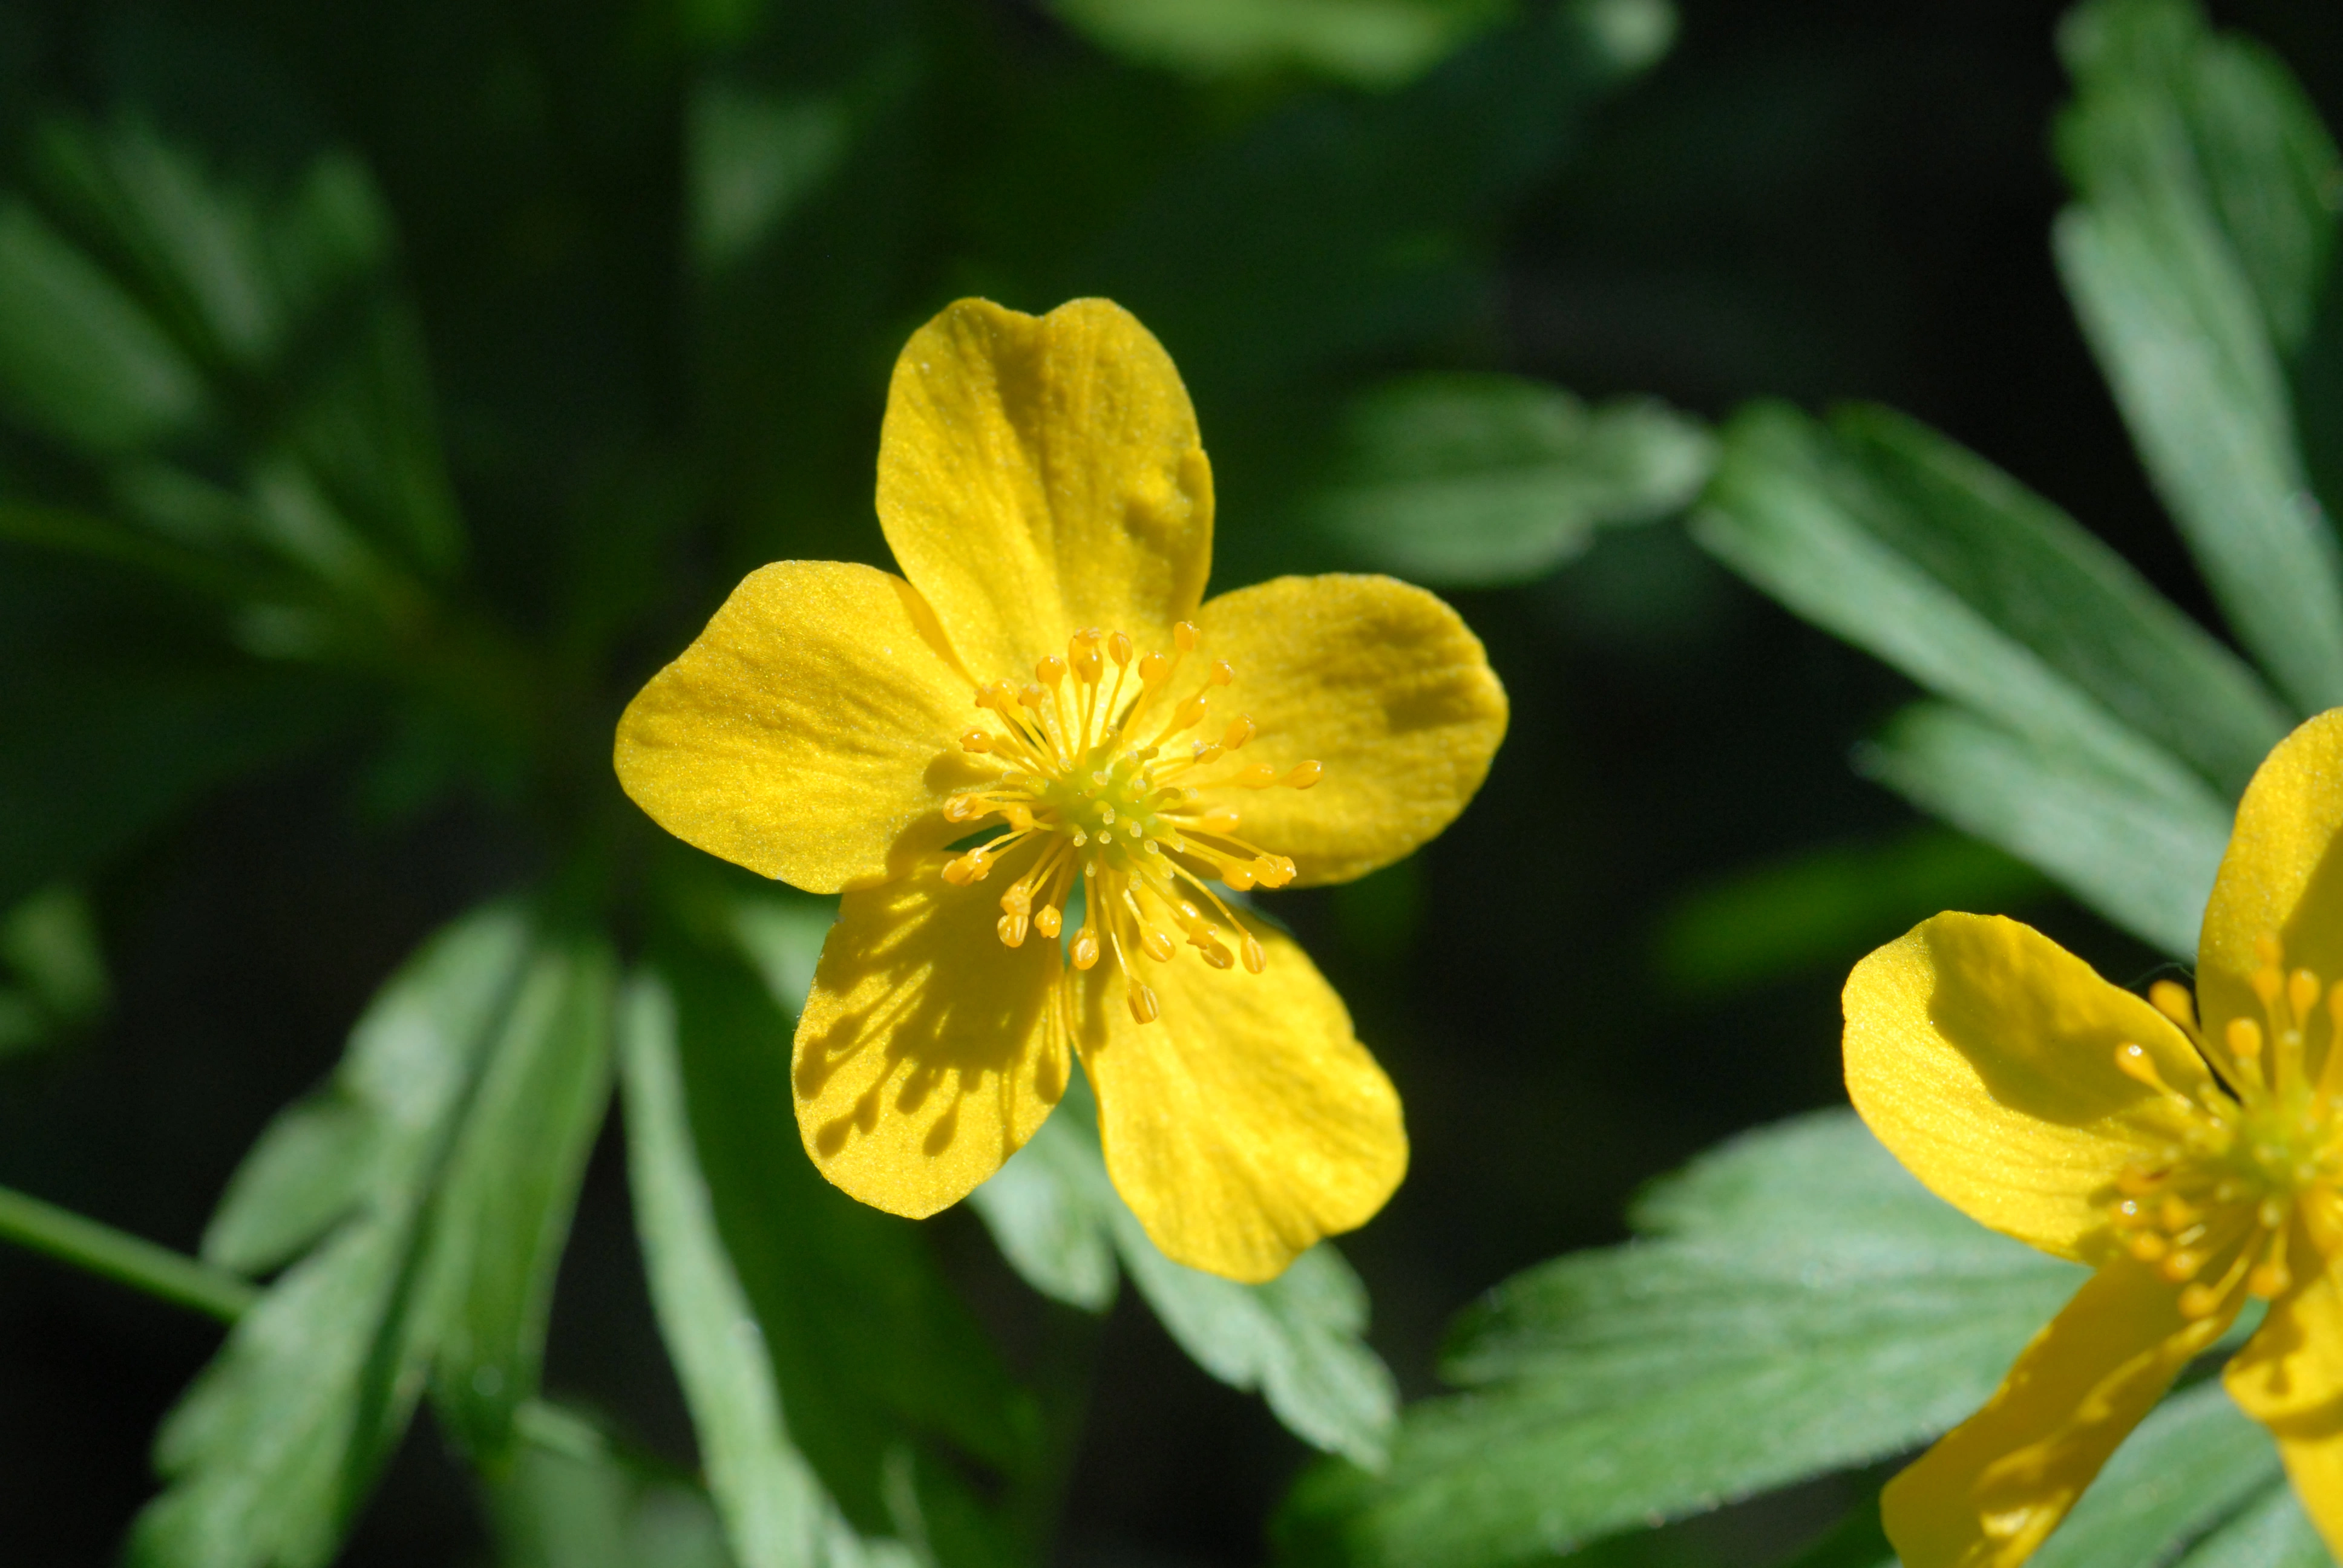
[1846,709,2343,1566]
[614,298,1507,1281]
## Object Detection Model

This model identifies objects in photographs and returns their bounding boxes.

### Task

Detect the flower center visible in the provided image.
[2108,937,2343,1317]
[934,621,1322,1024]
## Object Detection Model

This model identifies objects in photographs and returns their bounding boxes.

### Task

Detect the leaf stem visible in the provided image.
[0,1183,258,1323]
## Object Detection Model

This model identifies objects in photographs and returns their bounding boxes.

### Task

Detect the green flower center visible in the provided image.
[2108,941,2343,1316]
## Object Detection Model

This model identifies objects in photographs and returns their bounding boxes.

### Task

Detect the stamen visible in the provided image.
[2151,979,2198,1036]
[1285,760,1323,789]
[1127,982,1161,1024]
[1222,716,1256,750]
[1240,934,1266,974]
[961,729,993,753]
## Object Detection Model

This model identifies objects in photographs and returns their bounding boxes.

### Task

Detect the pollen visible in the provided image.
[2105,941,2343,1318]
[935,621,1322,1024]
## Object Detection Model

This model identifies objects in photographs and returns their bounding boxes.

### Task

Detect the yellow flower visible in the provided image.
[614,298,1507,1282]
[1846,708,2343,1566]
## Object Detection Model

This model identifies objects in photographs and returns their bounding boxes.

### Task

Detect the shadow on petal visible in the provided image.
[793,852,1069,1218]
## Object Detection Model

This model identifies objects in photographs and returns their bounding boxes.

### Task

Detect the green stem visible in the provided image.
[0,1183,258,1323]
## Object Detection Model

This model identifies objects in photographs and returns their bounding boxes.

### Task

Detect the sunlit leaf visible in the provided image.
[1859,701,2230,958]
[139,905,615,1567]
[1276,1112,2085,1568]
[1696,401,2287,797]
[620,972,917,1568]
[2053,0,2343,713]
[135,903,537,1568]
[1306,374,1713,587]
[2028,1380,2278,1568]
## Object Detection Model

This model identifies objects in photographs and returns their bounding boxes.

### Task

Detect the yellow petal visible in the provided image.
[1078,924,1404,1282]
[2198,708,2343,1040]
[1883,1258,2237,1568]
[792,859,1070,1217]
[2226,1227,2343,1558]
[876,298,1213,683]
[615,560,991,893]
[1192,574,1507,887]
[1844,912,2209,1261]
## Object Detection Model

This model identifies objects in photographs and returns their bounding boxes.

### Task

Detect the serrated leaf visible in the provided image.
[1306,374,1714,587]
[1860,701,2230,958]
[134,903,537,1568]
[970,1072,1397,1469]
[620,972,917,1568]
[1694,400,2285,796]
[2053,0,2343,713]
[1277,1112,2086,1568]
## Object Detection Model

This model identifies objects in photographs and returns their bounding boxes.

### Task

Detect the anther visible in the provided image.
[1019,683,1047,710]
[1241,934,1267,975]
[2150,979,2198,1034]
[1234,763,1280,789]
[2179,1280,2226,1318]
[997,913,1029,947]
[1172,693,1210,731]
[2229,1017,2266,1063]
[1035,654,1066,686]
[1071,929,1100,970]
[1137,652,1170,685]
[1201,806,1241,835]
[2114,1042,2176,1095]
[2158,1249,2203,1282]
[944,795,982,822]
[1285,760,1323,789]
[1188,742,1225,765]
[1141,928,1175,963]
[1222,716,1256,750]
[943,848,993,885]
[2127,1230,2169,1261]
[1208,659,1233,686]
[1070,631,1104,684]
[1035,906,1063,939]
[1174,622,1199,652]
[1128,984,1162,1025]
[2293,969,2324,1023]
[1109,632,1133,666]
[1001,884,1032,916]
[960,729,993,753]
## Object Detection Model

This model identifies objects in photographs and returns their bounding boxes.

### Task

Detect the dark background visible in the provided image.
[2,1,2336,1563]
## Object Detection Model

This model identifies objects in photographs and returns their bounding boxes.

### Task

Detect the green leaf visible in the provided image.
[971,1071,1397,1469]
[1047,0,1515,90]
[654,918,1040,1566]
[1653,828,2047,995]
[2053,0,2343,713]
[1277,1112,2086,1568]
[491,1402,734,1568]
[0,197,209,453]
[1305,374,1714,587]
[134,903,538,1568]
[2028,1380,2279,1568]
[620,972,917,1568]
[2173,1483,2333,1568]
[687,82,851,276]
[424,932,618,1460]
[1860,701,2231,958]
[139,905,615,1566]
[1696,400,2287,797]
